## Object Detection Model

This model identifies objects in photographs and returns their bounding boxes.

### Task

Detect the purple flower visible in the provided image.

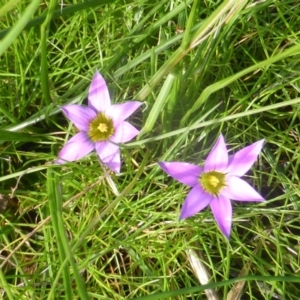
[57,71,142,173]
[159,134,265,238]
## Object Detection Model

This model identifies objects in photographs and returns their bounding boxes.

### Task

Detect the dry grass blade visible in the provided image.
[190,0,248,49]
[186,248,219,300]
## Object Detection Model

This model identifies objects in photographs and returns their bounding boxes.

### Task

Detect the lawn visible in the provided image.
[0,0,300,299]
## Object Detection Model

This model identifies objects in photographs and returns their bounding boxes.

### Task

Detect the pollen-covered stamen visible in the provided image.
[88,112,114,142]
[200,171,226,196]
[98,123,108,132]
[208,175,219,187]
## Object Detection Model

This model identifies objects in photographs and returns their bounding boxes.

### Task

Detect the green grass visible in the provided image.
[0,0,300,299]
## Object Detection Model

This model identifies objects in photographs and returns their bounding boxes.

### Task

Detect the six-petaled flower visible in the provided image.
[159,134,265,238]
[57,71,142,173]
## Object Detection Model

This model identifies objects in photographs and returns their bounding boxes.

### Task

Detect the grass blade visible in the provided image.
[0,0,41,56]
[47,168,90,300]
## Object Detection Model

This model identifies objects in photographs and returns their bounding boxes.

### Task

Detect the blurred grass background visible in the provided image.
[0,0,300,299]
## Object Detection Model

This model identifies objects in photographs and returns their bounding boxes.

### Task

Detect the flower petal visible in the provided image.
[56,132,94,164]
[226,139,264,176]
[158,162,202,187]
[61,105,96,131]
[210,196,232,238]
[106,101,143,125]
[88,71,111,112]
[204,134,228,172]
[110,121,139,143]
[180,185,212,219]
[95,141,121,173]
[221,176,264,202]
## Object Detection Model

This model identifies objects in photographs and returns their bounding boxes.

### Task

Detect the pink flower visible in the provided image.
[57,71,142,173]
[159,134,265,238]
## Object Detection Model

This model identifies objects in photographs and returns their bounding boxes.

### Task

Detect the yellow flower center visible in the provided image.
[88,113,114,142]
[199,171,226,196]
